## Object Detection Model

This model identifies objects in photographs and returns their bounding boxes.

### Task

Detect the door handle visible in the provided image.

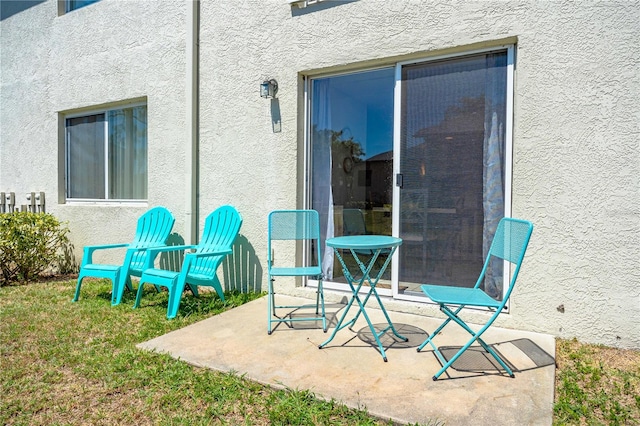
[396,173,403,188]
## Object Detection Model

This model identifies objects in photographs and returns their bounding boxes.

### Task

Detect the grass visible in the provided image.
[0,279,405,425]
[1,278,639,425]
[554,338,640,425]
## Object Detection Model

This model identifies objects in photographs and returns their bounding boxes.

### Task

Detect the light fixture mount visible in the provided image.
[260,79,278,99]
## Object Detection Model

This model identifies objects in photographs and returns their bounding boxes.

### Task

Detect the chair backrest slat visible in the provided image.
[269,210,320,241]
[488,218,533,265]
[481,217,534,303]
[130,206,175,268]
[192,205,242,272]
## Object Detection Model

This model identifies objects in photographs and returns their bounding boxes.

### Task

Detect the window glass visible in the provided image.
[310,68,395,282]
[66,105,147,201]
[66,0,99,12]
[66,114,105,199]
[399,52,508,297]
[107,107,148,199]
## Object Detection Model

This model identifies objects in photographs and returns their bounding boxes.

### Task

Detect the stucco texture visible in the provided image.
[1,0,638,348]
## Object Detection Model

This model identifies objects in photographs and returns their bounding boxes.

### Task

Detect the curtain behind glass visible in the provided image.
[482,52,507,298]
[311,79,334,279]
[66,114,105,199]
[108,106,147,200]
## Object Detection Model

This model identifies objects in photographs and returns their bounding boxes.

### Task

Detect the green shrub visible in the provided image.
[0,212,72,284]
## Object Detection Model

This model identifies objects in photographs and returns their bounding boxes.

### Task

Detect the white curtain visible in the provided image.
[311,79,335,279]
[482,53,506,298]
[108,106,147,200]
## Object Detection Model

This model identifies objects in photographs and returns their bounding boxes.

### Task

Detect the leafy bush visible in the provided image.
[0,212,72,284]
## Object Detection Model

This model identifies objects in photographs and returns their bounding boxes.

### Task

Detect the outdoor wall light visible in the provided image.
[260,79,278,99]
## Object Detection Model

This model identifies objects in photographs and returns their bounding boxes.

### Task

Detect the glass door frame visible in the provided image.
[390,44,515,303]
[302,68,396,297]
[303,44,515,304]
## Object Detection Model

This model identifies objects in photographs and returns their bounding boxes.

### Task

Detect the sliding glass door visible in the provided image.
[395,50,511,299]
[309,68,395,293]
[308,46,513,300]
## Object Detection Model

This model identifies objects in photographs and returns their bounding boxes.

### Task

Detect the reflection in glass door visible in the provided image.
[309,68,395,292]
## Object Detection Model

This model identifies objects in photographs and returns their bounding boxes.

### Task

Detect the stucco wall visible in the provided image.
[1,0,638,348]
[1,0,189,252]
[195,0,639,348]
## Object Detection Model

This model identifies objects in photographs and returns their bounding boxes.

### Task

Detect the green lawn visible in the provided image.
[1,279,638,425]
[0,279,403,425]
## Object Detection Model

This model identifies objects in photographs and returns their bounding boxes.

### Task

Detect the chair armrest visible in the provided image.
[142,245,197,270]
[185,248,233,259]
[84,243,128,254]
[82,243,129,265]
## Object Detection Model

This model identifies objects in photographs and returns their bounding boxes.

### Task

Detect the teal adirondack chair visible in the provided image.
[134,205,242,319]
[73,206,175,306]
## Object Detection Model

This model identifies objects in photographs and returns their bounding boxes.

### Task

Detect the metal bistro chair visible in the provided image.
[343,208,392,259]
[73,206,175,306]
[267,209,326,335]
[417,217,534,380]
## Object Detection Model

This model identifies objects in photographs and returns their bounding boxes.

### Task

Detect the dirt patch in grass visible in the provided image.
[554,338,640,425]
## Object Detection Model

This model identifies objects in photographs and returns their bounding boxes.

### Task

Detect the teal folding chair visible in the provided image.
[343,208,392,258]
[343,208,368,237]
[417,217,534,380]
[134,205,242,319]
[73,206,175,305]
[267,209,326,334]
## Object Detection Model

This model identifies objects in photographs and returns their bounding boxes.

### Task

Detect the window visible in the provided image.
[65,0,99,13]
[65,104,148,201]
[307,46,513,301]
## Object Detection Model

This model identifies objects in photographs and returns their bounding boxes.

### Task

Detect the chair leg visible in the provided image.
[133,279,147,309]
[166,288,178,319]
[112,271,127,306]
[417,316,453,352]
[317,281,326,332]
[422,304,515,380]
[110,270,123,306]
[267,277,274,334]
[443,308,515,378]
[267,276,326,334]
[72,275,84,302]
[166,278,183,319]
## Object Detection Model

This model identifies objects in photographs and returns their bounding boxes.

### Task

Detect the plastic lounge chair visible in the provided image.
[417,217,534,380]
[133,205,242,319]
[73,206,175,306]
[267,209,326,334]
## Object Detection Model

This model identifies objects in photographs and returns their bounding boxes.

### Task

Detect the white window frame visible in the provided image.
[64,101,148,205]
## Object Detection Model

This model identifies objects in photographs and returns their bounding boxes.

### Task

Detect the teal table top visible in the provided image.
[326,235,402,250]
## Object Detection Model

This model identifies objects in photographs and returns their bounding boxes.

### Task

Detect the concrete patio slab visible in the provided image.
[137,295,555,425]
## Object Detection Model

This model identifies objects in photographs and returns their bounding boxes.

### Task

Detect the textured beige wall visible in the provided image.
[1,0,638,348]
[196,0,639,348]
[1,0,189,252]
